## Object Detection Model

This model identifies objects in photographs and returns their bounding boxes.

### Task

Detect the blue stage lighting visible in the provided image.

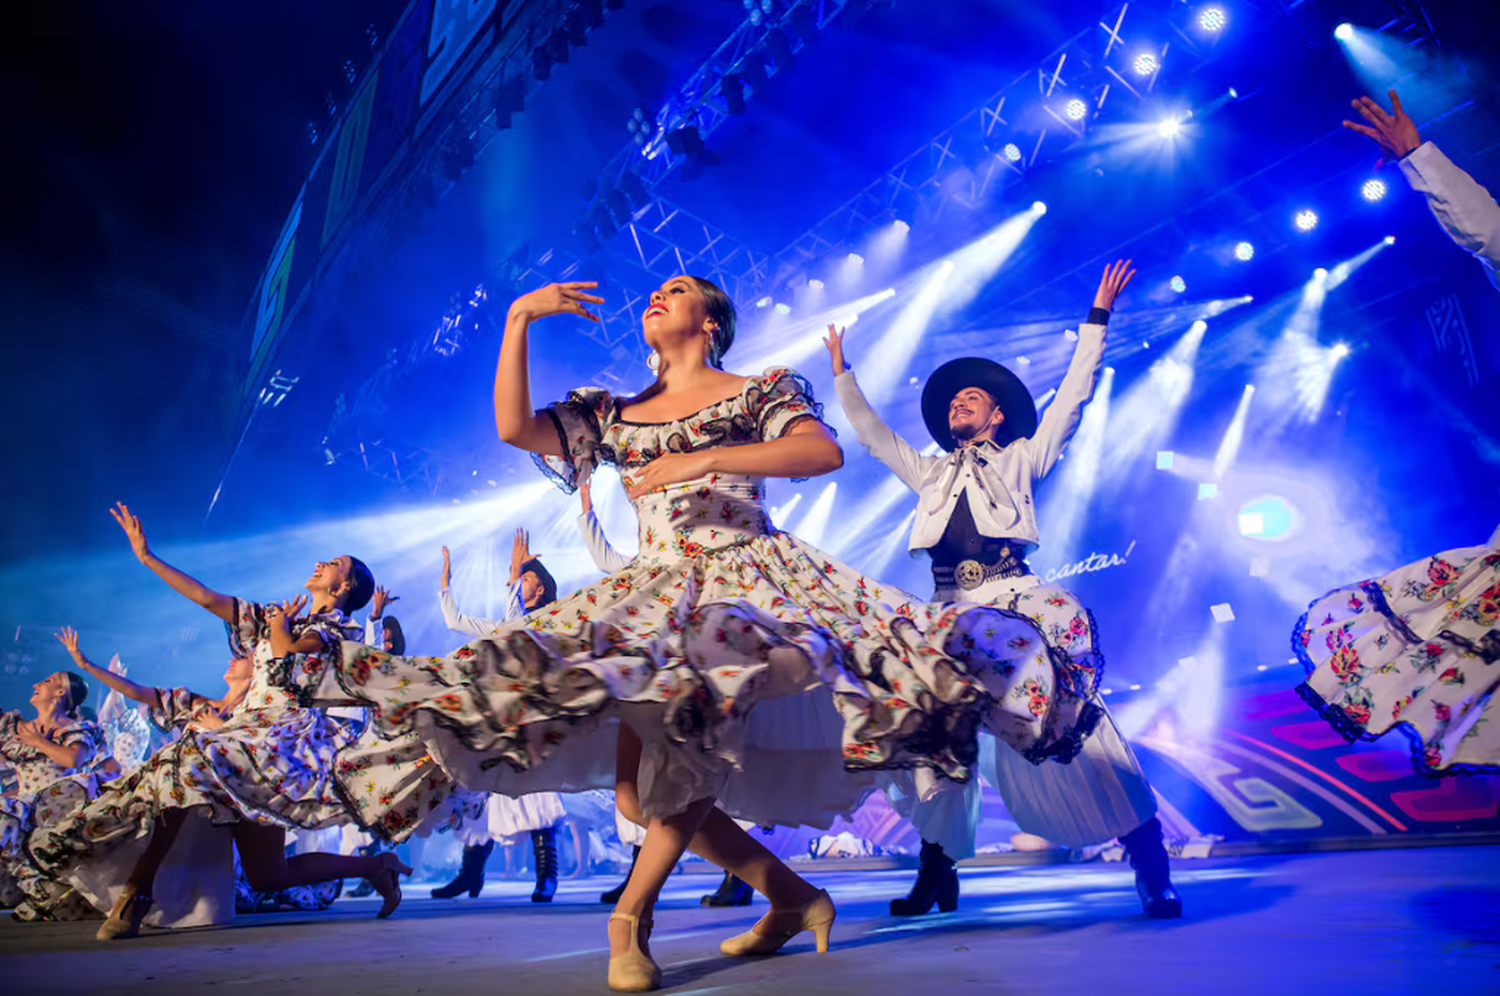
[1170,275,1187,293]
[1334,22,1355,41]
[1032,200,1047,215]
[1384,235,1396,245]
[1002,143,1022,162]
[847,252,864,265]
[1234,241,1255,261]
[1157,117,1182,138]
[892,219,910,234]
[1199,6,1227,32]
[774,302,791,315]
[755,296,772,308]
[1134,53,1159,76]
[1064,98,1088,121]
[1238,497,1295,540]
[1331,342,1350,359]
[808,278,824,290]
[1313,267,1328,280]
[1361,177,1388,202]
[1294,209,1319,232]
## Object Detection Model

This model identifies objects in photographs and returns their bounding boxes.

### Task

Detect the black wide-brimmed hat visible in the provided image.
[921,357,1038,451]
[521,557,558,607]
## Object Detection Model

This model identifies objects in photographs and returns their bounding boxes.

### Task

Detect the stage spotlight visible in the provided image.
[1002,142,1022,162]
[1384,235,1396,245]
[1334,22,1355,42]
[1234,241,1255,261]
[892,219,910,234]
[1064,98,1088,121]
[1331,342,1350,359]
[1170,275,1187,293]
[774,302,791,315]
[1134,52,1159,76]
[1313,266,1328,280]
[1199,6,1227,32]
[1294,209,1319,232]
[847,252,864,265]
[1228,86,1239,98]
[1157,117,1182,138]
[1032,200,1047,214]
[808,278,824,290]
[755,296,772,308]
[1361,177,1388,202]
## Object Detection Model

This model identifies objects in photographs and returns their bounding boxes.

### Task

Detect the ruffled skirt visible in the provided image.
[1295,544,1500,776]
[272,532,1103,828]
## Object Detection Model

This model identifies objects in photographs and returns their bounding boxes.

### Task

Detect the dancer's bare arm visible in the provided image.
[111,503,235,622]
[495,282,606,454]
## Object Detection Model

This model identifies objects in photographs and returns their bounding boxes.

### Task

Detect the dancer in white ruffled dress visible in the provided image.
[1295,90,1500,774]
[26,512,411,940]
[269,274,1109,991]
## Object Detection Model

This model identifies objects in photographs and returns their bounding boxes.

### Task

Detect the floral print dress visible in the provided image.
[22,601,394,920]
[1295,542,1500,775]
[271,368,1103,829]
[0,713,106,908]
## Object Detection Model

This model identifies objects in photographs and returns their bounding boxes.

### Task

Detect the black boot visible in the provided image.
[890,839,959,916]
[430,841,494,900]
[531,828,558,903]
[347,842,387,898]
[700,871,754,907]
[1119,817,1182,919]
[600,846,640,904]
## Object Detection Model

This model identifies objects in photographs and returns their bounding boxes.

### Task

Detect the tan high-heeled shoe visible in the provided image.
[607,912,661,992]
[719,888,835,956]
[96,889,152,941]
[372,852,413,919]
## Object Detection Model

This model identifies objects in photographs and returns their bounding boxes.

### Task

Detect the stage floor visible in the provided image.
[5,844,1495,996]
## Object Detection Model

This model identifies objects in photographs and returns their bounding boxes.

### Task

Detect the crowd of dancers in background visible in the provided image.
[2,91,1495,992]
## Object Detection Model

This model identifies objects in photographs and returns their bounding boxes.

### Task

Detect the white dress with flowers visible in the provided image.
[1295,542,1500,775]
[270,369,1104,829]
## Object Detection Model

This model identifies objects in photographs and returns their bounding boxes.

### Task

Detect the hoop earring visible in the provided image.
[646,350,661,373]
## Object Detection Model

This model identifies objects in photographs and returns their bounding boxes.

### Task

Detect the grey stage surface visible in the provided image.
[4,845,1495,996]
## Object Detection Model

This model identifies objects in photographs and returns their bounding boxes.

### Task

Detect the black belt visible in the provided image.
[931,543,1032,592]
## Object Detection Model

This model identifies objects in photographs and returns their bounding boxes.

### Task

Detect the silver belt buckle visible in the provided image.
[955,559,985,591]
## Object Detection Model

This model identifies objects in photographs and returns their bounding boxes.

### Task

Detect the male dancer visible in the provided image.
[827,259,1181,919]
[430,532,563,901]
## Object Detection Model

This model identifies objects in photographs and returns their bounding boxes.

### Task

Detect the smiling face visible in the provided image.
[948,386,1005,445]
[30,672,70,710]
[642,275,717,362]
[222,656,253,684]
[307,556,355,599]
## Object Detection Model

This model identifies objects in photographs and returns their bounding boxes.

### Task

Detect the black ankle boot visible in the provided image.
[700,871,754,907]
[431,841,494,900]
[600,846,640,904]
[1119,817,1182,919]
[531,828,558,903]
[890,839,959,916]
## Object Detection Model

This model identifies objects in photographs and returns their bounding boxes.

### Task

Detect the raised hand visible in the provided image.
[110,502,152,562]
[509,282,605,324]
[822,324,847,377]
[509,529,533,583]
[266,594,308,629]
[624,451,717,500]
[1092,259,1136,311]
[1343,89,1421,164]
[54,626,87,665]
[371,586,399,619]
[440,545,452,592]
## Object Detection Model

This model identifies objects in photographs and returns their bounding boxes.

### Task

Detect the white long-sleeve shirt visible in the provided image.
[577,510,632,574]
[1399,142,1500,291]
[833,320,1107,555]
[439,582,525,637]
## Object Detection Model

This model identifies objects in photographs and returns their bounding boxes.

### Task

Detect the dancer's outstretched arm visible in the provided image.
[826,324,933,493]
[56,628,157,706]
[1026,260,1133,479]
[625,419,842,499]
[439,546,503,636]
[578,480,632,574]
[495,282,607,454]
[111,502,235,622]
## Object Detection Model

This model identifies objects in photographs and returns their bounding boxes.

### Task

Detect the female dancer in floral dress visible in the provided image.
[1295,90,1500,777]
[271,275,1104,991]
[26,512,410,940]
[0,668,103,909]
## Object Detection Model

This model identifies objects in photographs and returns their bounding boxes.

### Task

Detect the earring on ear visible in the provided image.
[647,350,661,373]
